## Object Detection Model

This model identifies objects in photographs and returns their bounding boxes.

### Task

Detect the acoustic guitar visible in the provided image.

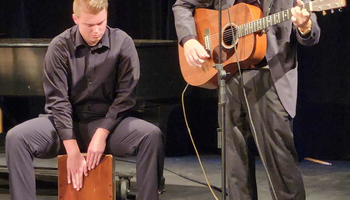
[178,0,346,89]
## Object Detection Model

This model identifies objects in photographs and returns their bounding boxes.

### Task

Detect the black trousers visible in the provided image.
[5,115,164,200]
[223,70,305,200]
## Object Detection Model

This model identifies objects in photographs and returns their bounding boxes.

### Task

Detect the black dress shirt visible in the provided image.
[43,25,140,141]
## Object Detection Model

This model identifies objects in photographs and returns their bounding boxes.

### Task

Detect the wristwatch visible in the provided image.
[298,25,312,35]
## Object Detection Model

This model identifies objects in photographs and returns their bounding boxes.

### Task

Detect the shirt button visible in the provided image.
[88,81,92,85]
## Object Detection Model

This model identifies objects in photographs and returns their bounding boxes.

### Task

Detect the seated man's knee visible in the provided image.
[146,126,163,145]
[5,127,22,146]
[5,126,31,154]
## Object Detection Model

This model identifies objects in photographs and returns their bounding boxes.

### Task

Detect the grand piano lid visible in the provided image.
[0,38,52,47]
[0,38,185,99]
[0,38,177,47]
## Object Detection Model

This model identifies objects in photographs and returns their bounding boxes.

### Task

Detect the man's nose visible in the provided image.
[92,25,99,33]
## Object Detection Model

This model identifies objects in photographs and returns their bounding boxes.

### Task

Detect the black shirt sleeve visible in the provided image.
[43,38,75,141]
[98,36,140,132]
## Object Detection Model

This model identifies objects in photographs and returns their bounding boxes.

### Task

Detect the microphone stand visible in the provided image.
[215,0,227,199]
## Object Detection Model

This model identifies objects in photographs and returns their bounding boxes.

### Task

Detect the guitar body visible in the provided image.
[178,3,267,89]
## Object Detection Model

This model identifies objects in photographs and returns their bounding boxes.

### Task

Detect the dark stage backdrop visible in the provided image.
[1,0,350,160]
[0,0,177,39]
[295,6,350,161]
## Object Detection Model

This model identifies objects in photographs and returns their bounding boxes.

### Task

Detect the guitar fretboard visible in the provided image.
[237,3,311,38]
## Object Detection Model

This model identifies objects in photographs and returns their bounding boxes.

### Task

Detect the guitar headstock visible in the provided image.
[310,0,346,12]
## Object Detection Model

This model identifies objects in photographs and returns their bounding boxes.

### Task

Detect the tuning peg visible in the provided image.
[338,8,343,12]
[331,9,334,14]
[322,10,327,16]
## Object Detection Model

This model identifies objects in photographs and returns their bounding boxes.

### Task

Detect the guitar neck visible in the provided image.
[237,2,311,38]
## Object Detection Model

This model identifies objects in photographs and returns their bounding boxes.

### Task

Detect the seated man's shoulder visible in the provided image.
[49,26,79,49]
[108,27,133,43]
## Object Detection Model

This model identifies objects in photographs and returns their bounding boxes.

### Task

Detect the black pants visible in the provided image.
[223,70,305,200]
[6,115,164,200]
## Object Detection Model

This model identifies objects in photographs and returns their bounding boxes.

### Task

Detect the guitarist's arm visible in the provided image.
[291,0,321,46]
[173,0,212,67]
[173,0,214,42]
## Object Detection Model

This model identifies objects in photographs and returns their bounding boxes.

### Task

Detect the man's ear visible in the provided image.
[72,14,78,25]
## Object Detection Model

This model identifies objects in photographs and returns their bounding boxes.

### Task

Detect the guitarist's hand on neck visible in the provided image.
[183,39,210,68]
[291,0,312,33]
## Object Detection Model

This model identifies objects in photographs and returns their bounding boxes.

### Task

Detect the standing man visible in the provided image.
[6,0,163,200]
[173,0,320,199]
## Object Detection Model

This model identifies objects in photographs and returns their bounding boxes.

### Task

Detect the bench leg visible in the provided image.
[0,106,3,134]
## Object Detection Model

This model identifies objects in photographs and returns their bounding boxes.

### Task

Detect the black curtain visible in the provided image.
[0,0,177,40]
[1,0,72,38]
[108,0,177,39]
[295,7,350,160]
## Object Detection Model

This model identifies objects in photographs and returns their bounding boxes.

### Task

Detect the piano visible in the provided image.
[0,38,184,97]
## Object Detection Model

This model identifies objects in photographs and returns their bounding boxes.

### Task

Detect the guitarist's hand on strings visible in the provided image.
[183,39,210,68]
[291,0,312,33]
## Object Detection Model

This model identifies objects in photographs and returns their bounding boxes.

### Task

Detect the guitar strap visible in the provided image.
[262,0,275,16]
[260,0,275,34]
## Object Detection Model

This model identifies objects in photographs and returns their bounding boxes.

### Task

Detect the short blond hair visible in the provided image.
[73,0,108,16]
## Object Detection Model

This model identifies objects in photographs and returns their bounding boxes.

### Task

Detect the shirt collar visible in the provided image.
[73,25,110,50]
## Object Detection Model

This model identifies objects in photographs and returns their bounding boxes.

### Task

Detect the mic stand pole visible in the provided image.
[215,0,227,199]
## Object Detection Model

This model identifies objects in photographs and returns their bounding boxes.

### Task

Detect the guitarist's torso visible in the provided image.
[177,0,303,89]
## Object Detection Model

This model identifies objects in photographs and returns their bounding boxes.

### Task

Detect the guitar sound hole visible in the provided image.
[223,26,238,47]
[212,24,238,63]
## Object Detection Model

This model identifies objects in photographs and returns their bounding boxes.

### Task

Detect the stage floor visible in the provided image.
[0,151,349,200]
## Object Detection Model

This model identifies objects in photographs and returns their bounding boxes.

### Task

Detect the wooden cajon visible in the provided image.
[58,154,115,200]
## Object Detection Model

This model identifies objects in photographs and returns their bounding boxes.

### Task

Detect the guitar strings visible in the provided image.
[209,28,238,39]
[208,29,239,45]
